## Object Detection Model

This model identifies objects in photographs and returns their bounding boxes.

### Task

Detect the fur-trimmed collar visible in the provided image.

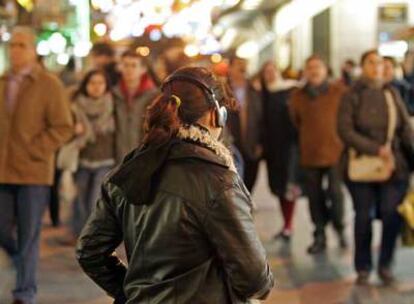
[177,125,237,173]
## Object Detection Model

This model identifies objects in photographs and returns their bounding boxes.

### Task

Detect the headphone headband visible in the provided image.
[162,72,214,96]
[161,69,227,127]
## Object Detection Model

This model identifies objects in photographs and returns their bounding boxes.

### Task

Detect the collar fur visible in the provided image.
[177,125,237,173]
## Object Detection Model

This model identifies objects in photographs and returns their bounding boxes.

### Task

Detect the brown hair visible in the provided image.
[91,42,115,57]
[121,49,144,60]
[143,66,236,146]
[360,49,379,66]
[120,49,149,68]
[72,69,110,99]
[305,54,326,66]
[259,60,277,90]
[384,56,397,68]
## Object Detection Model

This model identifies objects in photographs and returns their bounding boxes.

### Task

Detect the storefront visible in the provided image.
[273,0,414,76]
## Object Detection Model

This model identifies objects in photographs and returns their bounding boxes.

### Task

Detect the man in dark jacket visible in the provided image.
[113,50,157,162]
[90,42,121,88]
[289,55,347,255]
[384,56,414,115]
[227,56,263,193]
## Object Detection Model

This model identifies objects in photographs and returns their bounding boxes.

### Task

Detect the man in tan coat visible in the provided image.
[0,27,73,304]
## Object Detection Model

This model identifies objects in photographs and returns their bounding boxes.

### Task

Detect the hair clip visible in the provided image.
[171,94,181,108]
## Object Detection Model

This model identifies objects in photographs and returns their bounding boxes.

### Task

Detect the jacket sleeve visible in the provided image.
[32,77,74,156]
[247,88,264,157]
[76,182,127,304]
[337,92,381,155]
[288,94,300,129]
[202,183,274,300]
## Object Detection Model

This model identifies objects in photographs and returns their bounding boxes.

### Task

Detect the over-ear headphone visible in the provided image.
[161,69,228,127]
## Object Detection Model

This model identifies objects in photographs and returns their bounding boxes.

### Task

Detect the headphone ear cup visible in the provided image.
[217,107,228,127]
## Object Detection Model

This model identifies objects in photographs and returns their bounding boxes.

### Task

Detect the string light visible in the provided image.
[136,46,150,57]
[184,44,199,57]
[93,23,107,37]
[211,53,222,63]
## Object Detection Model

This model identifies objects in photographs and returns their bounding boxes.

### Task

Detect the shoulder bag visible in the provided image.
[348,90,397,182]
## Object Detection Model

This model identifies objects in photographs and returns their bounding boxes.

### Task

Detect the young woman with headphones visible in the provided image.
[76,66,274,304]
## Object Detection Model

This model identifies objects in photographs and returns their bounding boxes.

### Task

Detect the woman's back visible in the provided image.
[77,139,273,303]
[76,66,273,304]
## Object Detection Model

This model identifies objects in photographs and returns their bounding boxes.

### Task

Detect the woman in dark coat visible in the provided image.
[76,67,274,304]
[338,50,414,286]
[260,61,301,241]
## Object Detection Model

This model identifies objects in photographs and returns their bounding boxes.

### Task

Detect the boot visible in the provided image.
[307,234,326,255]
[378,268,396,286]
[355,271,370,286]
[273,230,291,242]
[337,230,348,249]
[307,229,326,255]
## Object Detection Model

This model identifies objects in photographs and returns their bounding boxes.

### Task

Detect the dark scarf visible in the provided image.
[359,76,384,90]
[304,81,329,99]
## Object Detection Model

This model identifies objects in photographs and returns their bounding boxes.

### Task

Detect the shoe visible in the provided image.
[378,268,396,286]
[355,271,370,286]
[307,240,326,255]
[55,234,78,247]
[273,230,291,242]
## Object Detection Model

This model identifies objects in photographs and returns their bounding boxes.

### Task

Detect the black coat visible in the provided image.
[227,84,263,160]
[262,88,300,197]
[390,79,414,116]
[76,139,274,304]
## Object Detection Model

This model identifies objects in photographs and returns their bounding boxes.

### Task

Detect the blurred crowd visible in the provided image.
[2,25,414,304]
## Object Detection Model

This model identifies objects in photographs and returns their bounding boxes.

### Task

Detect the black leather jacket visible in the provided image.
[76,139,274,304]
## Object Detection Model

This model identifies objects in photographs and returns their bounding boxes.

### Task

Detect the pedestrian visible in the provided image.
[383,56,414,115]
[76,66,274,303]
[112,49,157,162]
[69,69,116,241]
[227,55,263,192]
[338,49,414,286]
[59,56,78,88]
[260,61,301,241]
[90,42,120,88]
[0,26,73,304]
[339,59,357,87]
[289,55,347,254]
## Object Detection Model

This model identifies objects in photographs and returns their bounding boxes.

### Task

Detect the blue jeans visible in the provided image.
[347,180,408,272]
[0,184,50,304]
[72,166,111,236]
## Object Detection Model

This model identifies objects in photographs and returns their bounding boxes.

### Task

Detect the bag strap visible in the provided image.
[384,89,397,145]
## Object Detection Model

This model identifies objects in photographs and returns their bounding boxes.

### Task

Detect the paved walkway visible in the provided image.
[1,163,414,303]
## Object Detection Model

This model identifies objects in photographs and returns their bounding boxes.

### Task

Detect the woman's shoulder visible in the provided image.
[161,159,248,211]
[106,141,245,206]
[164,142,241,190]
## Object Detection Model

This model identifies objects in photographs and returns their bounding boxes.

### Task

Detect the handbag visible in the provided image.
[348,90,397,182]
[398,191,414,247]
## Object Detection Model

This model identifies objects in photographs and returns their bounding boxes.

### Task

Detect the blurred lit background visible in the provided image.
[0,0,413,77]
